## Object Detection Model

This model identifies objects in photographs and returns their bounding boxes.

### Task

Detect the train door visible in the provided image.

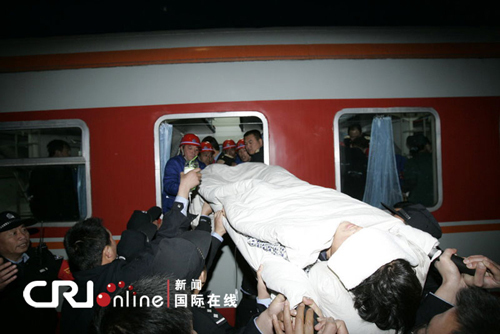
[154,111,269,305]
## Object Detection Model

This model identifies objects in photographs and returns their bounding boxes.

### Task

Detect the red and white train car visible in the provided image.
[1,26,499,320]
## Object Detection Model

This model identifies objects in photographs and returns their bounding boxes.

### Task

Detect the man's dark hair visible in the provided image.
[453,286,500,334]
[201,136,220,152]
[350,259,422,334]
[406,133,430,156]
[244,129,262,141]
[348,123,362,133]
[47,139,70,157]
[64,217,111,273]
[92,275,193,334]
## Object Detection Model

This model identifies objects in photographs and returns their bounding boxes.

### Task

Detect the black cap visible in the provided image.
[0,211,37,233]
[381,202,442,239]
[126,210,157,241]
[152,230,212,283]
[147,206,162,221]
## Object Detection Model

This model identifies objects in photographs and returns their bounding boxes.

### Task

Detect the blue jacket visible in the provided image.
[162,154,206,212]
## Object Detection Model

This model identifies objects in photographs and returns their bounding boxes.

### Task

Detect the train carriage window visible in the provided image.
[334,108,442,211]
[0,120,91,222]
[154,112,268,209]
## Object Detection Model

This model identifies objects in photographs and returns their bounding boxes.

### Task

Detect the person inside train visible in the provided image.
[162,133,206,213]
[412,248,500,333]
[61,169,204,334]
[0,211,66,334]
[403,133,434,207]
[244,130,264,163]
[199,141,215,166]
[236,138,251,164]
[217,139,238,166]
[202,136,221,163]
[28,139,80,221]
[341,136,369,201]
[343,123,363,148]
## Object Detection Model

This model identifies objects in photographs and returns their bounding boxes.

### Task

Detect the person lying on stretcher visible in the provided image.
[314,222,422,333]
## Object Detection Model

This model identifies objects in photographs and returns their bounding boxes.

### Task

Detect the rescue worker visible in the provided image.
[199,141,215,166]
[236,139,251,164]
[217,139,237,166]
[162,133,206,213]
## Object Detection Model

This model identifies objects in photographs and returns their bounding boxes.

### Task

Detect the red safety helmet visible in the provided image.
[236,139,245,151]
[222,139,236,150]
[179,133,201,147]
[200,141,214,152]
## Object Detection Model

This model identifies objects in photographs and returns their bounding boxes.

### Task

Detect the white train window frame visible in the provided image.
[333,107,443,211]
[154,112,269,208]
[0,119,91,225]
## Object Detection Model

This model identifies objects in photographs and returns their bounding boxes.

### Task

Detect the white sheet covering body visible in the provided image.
[197,163,439,332]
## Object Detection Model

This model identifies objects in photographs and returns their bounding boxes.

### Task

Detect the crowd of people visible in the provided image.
[1,130,499,334]
[162,130,263,214]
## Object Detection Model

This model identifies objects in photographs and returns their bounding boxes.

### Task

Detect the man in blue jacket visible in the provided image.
[162,133,206,213]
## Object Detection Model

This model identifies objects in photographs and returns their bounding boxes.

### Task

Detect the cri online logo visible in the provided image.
[24,280,94,308]
[24,280,169,309]
[96,281,132,307]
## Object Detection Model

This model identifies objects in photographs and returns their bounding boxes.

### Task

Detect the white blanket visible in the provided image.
[197,163,439,331]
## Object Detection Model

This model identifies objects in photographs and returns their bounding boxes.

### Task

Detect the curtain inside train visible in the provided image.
[77,165,86,219]
[363,116,403,208]
[159,122,173,186]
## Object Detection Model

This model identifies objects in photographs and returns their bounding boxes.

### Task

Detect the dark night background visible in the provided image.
[1,0,499,39]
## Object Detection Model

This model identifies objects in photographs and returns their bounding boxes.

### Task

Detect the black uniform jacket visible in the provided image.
[0,246,62,334]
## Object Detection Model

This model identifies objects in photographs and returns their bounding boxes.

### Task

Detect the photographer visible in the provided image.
[413,248,500,333]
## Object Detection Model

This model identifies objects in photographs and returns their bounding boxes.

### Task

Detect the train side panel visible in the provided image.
[1,28,499,321]
[2,96,498,228]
